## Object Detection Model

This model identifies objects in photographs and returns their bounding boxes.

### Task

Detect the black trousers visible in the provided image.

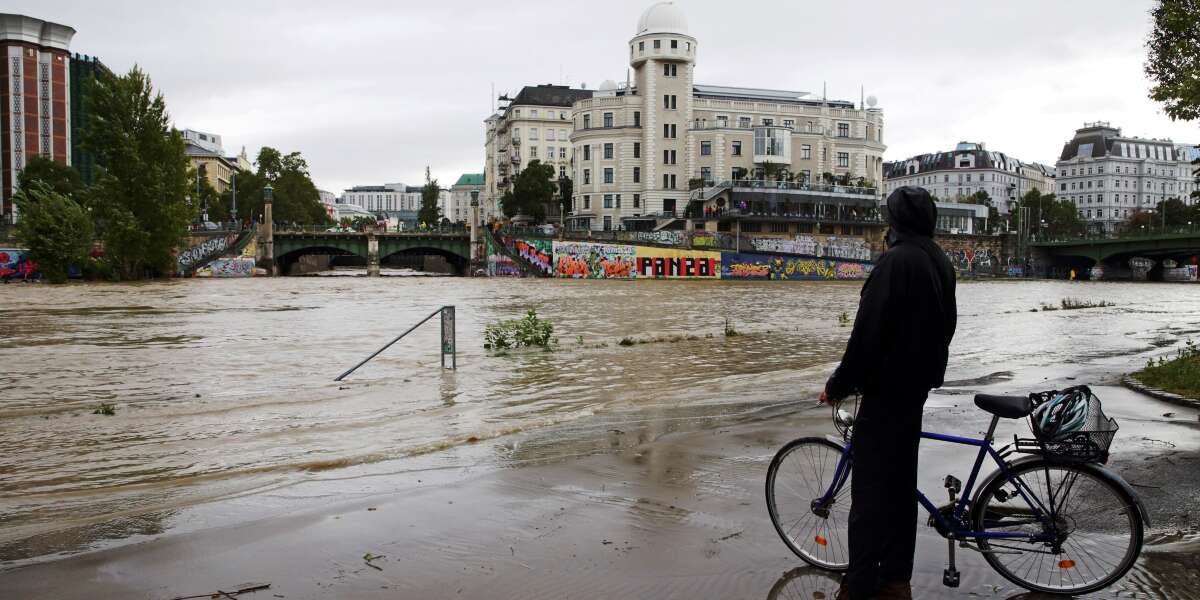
[845,392,927,600]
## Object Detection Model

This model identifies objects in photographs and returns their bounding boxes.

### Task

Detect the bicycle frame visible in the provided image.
[817,415,1060,543]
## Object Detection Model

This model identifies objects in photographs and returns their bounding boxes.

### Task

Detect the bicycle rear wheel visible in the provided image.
[972,459,1143,595]
[766,437,851,570]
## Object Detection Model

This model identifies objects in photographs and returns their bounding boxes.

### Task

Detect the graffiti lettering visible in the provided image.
[636,256,717,278]
[209,257,256,277]
[513,238,553,275]
[749,235,871,261]
[552,241,637,279]
[177,233,238,274]
[721,252,872,281]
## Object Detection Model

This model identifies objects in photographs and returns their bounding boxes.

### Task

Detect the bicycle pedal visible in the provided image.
[944,475,962,494]
[942,568,960,588]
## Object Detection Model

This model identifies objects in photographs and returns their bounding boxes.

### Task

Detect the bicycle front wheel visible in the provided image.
[766,437,851,570]
[972,459,1143,595]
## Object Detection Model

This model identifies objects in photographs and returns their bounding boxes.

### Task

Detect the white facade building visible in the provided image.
[883,142,1054,214]
[448,173,485,224]
[1055,122,1196,233]
[181,129,224,155]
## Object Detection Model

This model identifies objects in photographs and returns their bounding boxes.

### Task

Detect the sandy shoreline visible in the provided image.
[2,374,1198,599]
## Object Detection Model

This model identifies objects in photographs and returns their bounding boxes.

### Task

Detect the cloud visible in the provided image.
[17,0,1198,193]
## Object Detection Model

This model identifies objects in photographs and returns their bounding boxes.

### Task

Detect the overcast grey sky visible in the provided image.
[19,0,1197,193]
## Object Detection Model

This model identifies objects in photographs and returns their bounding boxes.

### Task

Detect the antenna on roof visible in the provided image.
[860,85,864,110]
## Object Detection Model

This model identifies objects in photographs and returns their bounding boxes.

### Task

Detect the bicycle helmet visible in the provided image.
[1031,390,1089,442]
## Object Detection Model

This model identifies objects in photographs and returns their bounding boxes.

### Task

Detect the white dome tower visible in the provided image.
[628,2,696,220]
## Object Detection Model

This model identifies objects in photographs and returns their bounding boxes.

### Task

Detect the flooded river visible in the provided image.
[1,278,1198,574]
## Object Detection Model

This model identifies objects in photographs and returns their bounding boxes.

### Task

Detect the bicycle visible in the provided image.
[765,386,1148,596]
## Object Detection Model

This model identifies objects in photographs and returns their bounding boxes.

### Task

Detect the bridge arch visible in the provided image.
[380,246,469,275]
[276,245,366,275]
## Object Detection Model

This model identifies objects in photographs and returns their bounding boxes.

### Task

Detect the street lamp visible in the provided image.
[469,189,481,275]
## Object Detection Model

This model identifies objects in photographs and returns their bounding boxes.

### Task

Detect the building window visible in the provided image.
[701,166,712,182]
[584,168,591,184]
[801,144,812,160]
[670,39,678,49]
[783,119,794,128]
[604,194,613,209]
[716,115,728,127]
[559,165,566,178]
[662,123,677,138]
[633,142,641,158]
[633,111,641,127]
[732,141,742,156]
[604,216,612,230]
[583,195,591,209]
[639,41,644,53]
[633,167,641,183]
[615,194,622,208]
[530,127,539,140]
[604,168,614,184]
[837,123,850,137]
[663,149,677,165]
[837,152,849,168]
[653,39,661,49]
[604,143,614,159]
[762,118,774,126]
[633,194,641,208]
[530,146,538,158]
[663,63,677,77]
[603,112,613,128]
[583,114,591,129]
[701,141,712,156]
[739,116,752,128]
[513,128,521,141]
[559,147,567,159]
[583,145,592,161]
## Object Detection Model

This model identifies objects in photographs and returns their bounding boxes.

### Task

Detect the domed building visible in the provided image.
[486,2,888,239]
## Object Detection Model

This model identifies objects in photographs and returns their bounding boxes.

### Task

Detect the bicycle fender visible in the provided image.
[972,456,1151,527]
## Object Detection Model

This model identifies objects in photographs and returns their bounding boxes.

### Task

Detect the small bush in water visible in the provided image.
[484,309,554,350]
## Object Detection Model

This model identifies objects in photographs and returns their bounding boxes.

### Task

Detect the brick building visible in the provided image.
[1,13,76,223]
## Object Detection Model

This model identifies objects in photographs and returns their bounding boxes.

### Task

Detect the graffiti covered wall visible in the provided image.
[552,241,636,279]
[690,231,731,249]
[721,252,873,281]
[513,238,553,275]
[634,247,721,279]
[209,257,257,278]
[487,234,523,277]
[0,248,39,280]
[749,235,871,261]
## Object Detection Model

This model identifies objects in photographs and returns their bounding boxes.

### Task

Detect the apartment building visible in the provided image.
[1,13,76,223]
[1055,122,1196,233]
[566,2,887,232]
[449,173,485,224]
[883,142,1054,214]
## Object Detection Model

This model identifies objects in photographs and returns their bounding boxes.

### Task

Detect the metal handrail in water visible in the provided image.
[335,306,456,381]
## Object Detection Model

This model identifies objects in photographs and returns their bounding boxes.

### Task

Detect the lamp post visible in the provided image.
[469,189,481,275]
[263,184,275,275]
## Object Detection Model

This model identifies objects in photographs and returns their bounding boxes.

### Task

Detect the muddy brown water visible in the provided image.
[0,278,1198,596]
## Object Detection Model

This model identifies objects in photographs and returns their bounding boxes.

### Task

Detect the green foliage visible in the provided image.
[506,160,555,221]
[724,318,739,337]
[500,191,516,218]
[338,215,377,231]
[1015,190,1085,238]
[17,155,82,197]
[259,149,328,225]
[93,402,116,416]
[1135,339,1200,398]
[13,183,94,283]
[418,166,442,226]
[1145,1,1200,122]
[558,175,573,215]
[838,312,850,326]
[82,65,193,279]
[1059,298,1113,310]
[483,309,554,351]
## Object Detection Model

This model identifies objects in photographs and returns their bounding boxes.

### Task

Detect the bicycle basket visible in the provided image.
[1015,386,1118,464]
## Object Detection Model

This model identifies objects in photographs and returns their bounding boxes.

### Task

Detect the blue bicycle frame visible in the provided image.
[817,416,1060,543]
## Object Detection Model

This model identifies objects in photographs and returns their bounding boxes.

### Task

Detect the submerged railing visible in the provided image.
[335,306,456,381]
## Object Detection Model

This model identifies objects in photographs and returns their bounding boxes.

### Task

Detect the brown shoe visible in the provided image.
[871,581,912,600]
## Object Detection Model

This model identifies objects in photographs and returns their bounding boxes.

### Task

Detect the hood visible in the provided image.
[886,186,937,239]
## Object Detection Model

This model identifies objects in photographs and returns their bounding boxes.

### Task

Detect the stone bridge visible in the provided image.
[271,230,472,275]
[1030,232,1200,279]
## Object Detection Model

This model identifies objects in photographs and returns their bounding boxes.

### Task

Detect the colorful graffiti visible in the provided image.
[487,235,523,277]
[552,241,636,279]
[634,247,721,279]
[209,257,256,278]
[0,248,39,281]
[749,235,871,261]
[946,247,997,273]
[513,238,553,275]
[721,252,873,281]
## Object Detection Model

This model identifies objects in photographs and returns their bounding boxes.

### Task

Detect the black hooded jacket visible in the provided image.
[825,186,957,399]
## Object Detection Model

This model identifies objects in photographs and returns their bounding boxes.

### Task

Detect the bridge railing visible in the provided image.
[276,223,470,235]
[1034,226,1200,244]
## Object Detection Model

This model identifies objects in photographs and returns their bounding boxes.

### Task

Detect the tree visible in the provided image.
[557,175,573,217]
[500,190,516,218]
[13,183,94,283]
[1015,190,1084,239]
[82,66,193,279]
[505,160,555,221]
[418,166,442,226]
[1145,1,1200,122]
[16,155,82,198]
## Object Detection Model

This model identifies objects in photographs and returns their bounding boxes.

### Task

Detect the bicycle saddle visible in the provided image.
[974,393,1033,419]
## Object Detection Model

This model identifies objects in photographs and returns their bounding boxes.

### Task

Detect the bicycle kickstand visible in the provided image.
[942,475,961,588]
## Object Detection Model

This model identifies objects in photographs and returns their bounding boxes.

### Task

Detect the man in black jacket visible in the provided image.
[821,186,957,600]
